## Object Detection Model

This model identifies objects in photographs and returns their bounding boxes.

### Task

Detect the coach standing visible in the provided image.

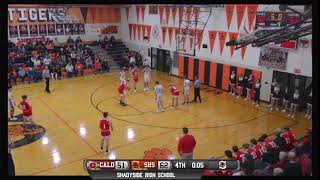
[178,127,196,159]
[193,76,202,103]
[8,138,15,176]
[42,66,51,93]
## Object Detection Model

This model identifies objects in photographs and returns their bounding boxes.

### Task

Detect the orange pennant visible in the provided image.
[189,29,195,36]
[228,32,239,57]
[186,7,192,22]
[196,29,204,50]
[172,7,177,24]
[236,4,247,30]
[165,6,170,25]
[126,7,130,21]
[225,5,235,29]
[146,25,151,43]
[137,24,141,40]
[218,31,227,55]
[179,7,184,20]
[142,25,147,37]
[141,6,145,22]
[136,6,140,22]
[241,46,247,59]
[162,27,167,45]
[159,6,165,24]
[168,27,174,45]
[133,24,137,40]
[247,4,259,31]
[208,31,217,54]
[195,7,200,21]
[189,36,194,50]
[174,27,179,41]
[129,24,133,40]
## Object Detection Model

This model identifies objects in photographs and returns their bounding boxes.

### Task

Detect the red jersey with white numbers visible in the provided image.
[20,100,32,116]
[263,138,277,151]
[235,151,246,163]
[132,69,139,82]
[170,86,180,96]
[247,148,258,160]
[100,118,111,136]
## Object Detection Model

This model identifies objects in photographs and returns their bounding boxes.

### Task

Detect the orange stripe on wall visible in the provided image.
[179,56,184,77]
[252,70,262,85]
[210,62,217,87]
[198,59,205,82]
[236,67,245,94]
[188,57,194,80]
[222,64,230,91]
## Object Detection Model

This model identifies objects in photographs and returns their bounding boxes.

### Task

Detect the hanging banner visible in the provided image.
[228,32,239,57]
[247,4,259,31]
[142,25,147,37]
[146,25,151,43]
[196,29,204,50]
[225,5,235,29]
[133,24,137,40]
[172,7,177,25]
[165,6,171,25]
[126,7,130,21]
[236,4,247,30]
[241,46,247,60]
[136,6,140,22]
[179,7,184,21]
[186,7,192,22]
[9,25,18,38]
[29,24,38,37]
[137,24,141,40]
[38,24,47,36]
[141,6,145,22]
[47,24,56,36]
[189,36,194,50]
[159,6,165,24]
[168,27,174,45]
[19,25,29,37]
[194,7,200,21]
[56,24,64,35]
[162,27,167,45]
[218,31,227,55]
[208,31,217,54]
[129,24,133,40]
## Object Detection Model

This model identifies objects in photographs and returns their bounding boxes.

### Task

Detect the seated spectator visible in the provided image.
[262,146,278,164]
[296,144,312,176]
[34,66,43,82]
[281,127,297,151]
[273,151,288,169]
[273,168,283,176]
[17,67,26,83]
[55,65,62,80]
[240,154,255,175]
[9,70,17,85]
[94,60,102,74]
[70,51,77,64]
[65,63,74,78]
[27,67,35,84]
[102,60,110,72]
[43,55,52,67]
[75,61,84,77]
[283,151,302,176]
[252,160,273,176]
[273,129,286,151]
[67,36,74,49]
[85,55,93,69]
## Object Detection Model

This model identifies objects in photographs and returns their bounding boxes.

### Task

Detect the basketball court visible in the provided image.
[10,71,311,175]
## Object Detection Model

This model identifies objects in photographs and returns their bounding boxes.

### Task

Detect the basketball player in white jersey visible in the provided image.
[143,65,151,91]
[183,76,191,105]
[119,67,126,82]
[8,85,17,121]
[154,81,165,112]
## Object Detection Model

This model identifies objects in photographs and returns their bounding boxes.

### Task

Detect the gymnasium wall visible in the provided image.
[8,5,121,43]
[119,5,312,78]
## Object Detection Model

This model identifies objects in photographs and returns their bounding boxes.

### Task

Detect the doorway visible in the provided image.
[151,48,171,73]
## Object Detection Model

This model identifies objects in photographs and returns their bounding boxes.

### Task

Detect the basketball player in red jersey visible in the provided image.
[259,134,277,151]
[18,95,37,131]
[100,112,113,155]
[169,84,180,109]
[131,66,139,93]
[243,143,258,160]
[281,128,297,151]
[250,138,266,160]
[232,145,246,163]
[118,79,129,106]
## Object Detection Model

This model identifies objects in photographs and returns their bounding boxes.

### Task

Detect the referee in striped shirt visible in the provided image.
[42,66,51,93]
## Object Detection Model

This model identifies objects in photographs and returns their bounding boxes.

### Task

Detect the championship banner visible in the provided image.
[241,46,247,60]
[71,24,80,35]
[186,7,192,22]
[159,6,165,24]
[247,4,259,31]
[236,4,246,30]
[218,31,227,55]
[19,25,28,37]
[129,24,133,40]
[196,29,204,50]
[141,6,145,22]
[136,6,140,22]
[172,7,177,25]
[9,25,18,38]
[39,24,47,36]
[133,24,137,40]
[165,6,171,25]
[258,47,288,70]
[208,31,217,54]
[64,24,72,35]
[137,24,141,40]
[146,25,151,43]
[79,24,85,34]
[225,4,235,29]
[228,32,239,57]
[162,27,167,45]
[56,24,64,35]
[168,27,174,45]
[47,24,56,36]
[126,7,130,21]
[29,24,38,37]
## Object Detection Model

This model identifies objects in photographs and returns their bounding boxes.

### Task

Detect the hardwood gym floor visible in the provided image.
[9,70,311,175]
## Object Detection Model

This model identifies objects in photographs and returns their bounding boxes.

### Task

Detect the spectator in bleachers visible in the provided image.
[55,65,62,80]
[43,55,51,67]
[283,151,302,176]
[75,61,84,77]
[51,66,59,80]
[85,55,93,69]
[9,70,17,85]
[94,59,102,74]
[67,36,74,49]
[273,130,286,151]
[75,36,83,48]
[70,50,77,64]
[65,62,74,78]
[17,67,26,83]
[273,151,288,169]
[273,168,283,176]
[34,66,43,82]
[241,154,255,175]
[252,160,273,176]
[296,144,312,176]
[102,60,110,73]
[27,67,34,84]
[262,146,278,164]
[129,54,136,68]
[54,38,60,51]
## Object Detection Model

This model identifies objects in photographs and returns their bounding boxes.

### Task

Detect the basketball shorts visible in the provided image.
[184,89,190,96]
[156,94,163,102]
[144,76,150,82]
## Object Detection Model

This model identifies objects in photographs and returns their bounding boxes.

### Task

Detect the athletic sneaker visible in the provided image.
[232,93,235,96]
[291,115,295,119]
[308,115,311,119]
[276,108,279,111]
[281,109,286,113]
[255,104,259,107]
[287,114,291,117]
[161,109,165,112]
[134,89,137,93]
[236,96,240,99]
[244,98,247,101]
[252,102,255,105]
[156,109,160,113]
[270,108,273,111]
[304,114,308,118]
[229,92,232,95]
[11,117,17,121]
[170,106,175,109]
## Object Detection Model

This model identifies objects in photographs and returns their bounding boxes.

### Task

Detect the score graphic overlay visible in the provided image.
[84,160,239,179]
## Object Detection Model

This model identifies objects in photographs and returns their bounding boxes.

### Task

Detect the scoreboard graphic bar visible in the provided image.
[84,160,240,179]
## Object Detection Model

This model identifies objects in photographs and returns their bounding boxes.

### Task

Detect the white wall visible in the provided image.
[120,5,312,78]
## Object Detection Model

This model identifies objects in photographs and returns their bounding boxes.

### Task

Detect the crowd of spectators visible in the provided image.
[8,36,110,86]
[203,127,312,176]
